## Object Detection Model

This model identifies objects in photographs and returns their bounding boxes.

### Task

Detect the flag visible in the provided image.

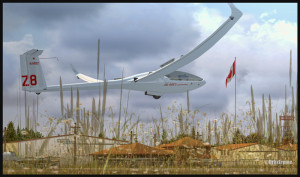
[226,60,235,88]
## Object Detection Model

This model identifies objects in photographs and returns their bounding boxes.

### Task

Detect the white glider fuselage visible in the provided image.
[44,72,205,96]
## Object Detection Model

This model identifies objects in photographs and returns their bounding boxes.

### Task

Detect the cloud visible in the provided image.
[259,12,269,19]
[49,3,201,68]
[268,18,276,23]
[3,3,105,28]
[3,34,34,89]
[3,34,34,54]
[259,9,277,23]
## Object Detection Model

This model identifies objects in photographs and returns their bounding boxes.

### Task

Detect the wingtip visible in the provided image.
[228,3,235,9]
[228,3,243,18]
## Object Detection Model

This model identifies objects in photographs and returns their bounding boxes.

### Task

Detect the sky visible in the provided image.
[2,3,297,140]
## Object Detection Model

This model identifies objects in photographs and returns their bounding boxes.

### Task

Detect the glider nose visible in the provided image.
[198,80,206,87]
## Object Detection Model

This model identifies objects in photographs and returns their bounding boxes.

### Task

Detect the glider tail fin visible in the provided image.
[20,49,47,94]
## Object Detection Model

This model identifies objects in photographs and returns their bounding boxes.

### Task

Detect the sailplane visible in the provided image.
[20,3,242,99]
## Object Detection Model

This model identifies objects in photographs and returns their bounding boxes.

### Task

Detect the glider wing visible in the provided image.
[136,3,242,82]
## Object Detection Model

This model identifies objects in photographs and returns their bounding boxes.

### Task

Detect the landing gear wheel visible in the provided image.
[153,96,161,99]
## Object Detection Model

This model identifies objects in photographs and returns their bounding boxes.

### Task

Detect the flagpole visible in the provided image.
[235,57,237,167]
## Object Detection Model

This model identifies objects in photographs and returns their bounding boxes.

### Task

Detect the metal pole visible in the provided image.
[235,57,237,167]
[37,95,39,123]
[72,122,80,166]
[25,87,27,129]
[130,131,133,144]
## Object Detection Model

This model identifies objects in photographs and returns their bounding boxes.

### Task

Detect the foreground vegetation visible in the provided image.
[3,164,297,175]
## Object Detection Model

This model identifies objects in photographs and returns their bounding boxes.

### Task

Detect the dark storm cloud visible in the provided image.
[237,68,249,84]
[3,52,17,90]
[3,3,105,26]
[3,3,106,41]
[189,83,229,113]
[53,3,200,68]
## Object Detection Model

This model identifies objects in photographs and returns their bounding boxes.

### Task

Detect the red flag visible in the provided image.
[226,60,235,88]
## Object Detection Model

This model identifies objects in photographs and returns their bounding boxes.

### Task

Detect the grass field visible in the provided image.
[3,166,297,175]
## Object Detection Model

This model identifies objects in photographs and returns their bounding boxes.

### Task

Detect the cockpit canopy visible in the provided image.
[165,71,203,81]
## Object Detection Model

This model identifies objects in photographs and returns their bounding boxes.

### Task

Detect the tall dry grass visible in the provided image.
[250,85,256,123]
[207,120,211,144]
[25,87,28,129]
[262,94,266,137]
[289,50,292,87]
[214,119,219,145]
[76,88,80,125]
[117,68,124,140]
[70,87,73,119]
[37,95,39,123]
[187,90,190,113]
[32,99,36,132]
[27,105,29,130]
[221,113,231,144]
[268,94,272,143]
[92,97,96,136]
[291,86,294,117]
[101,80,107,131]
[60,76,64,118]
[295,78,298,141]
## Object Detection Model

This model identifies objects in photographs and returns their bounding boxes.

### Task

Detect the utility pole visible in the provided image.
[71,123,80,166]
[129,131,136,144]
